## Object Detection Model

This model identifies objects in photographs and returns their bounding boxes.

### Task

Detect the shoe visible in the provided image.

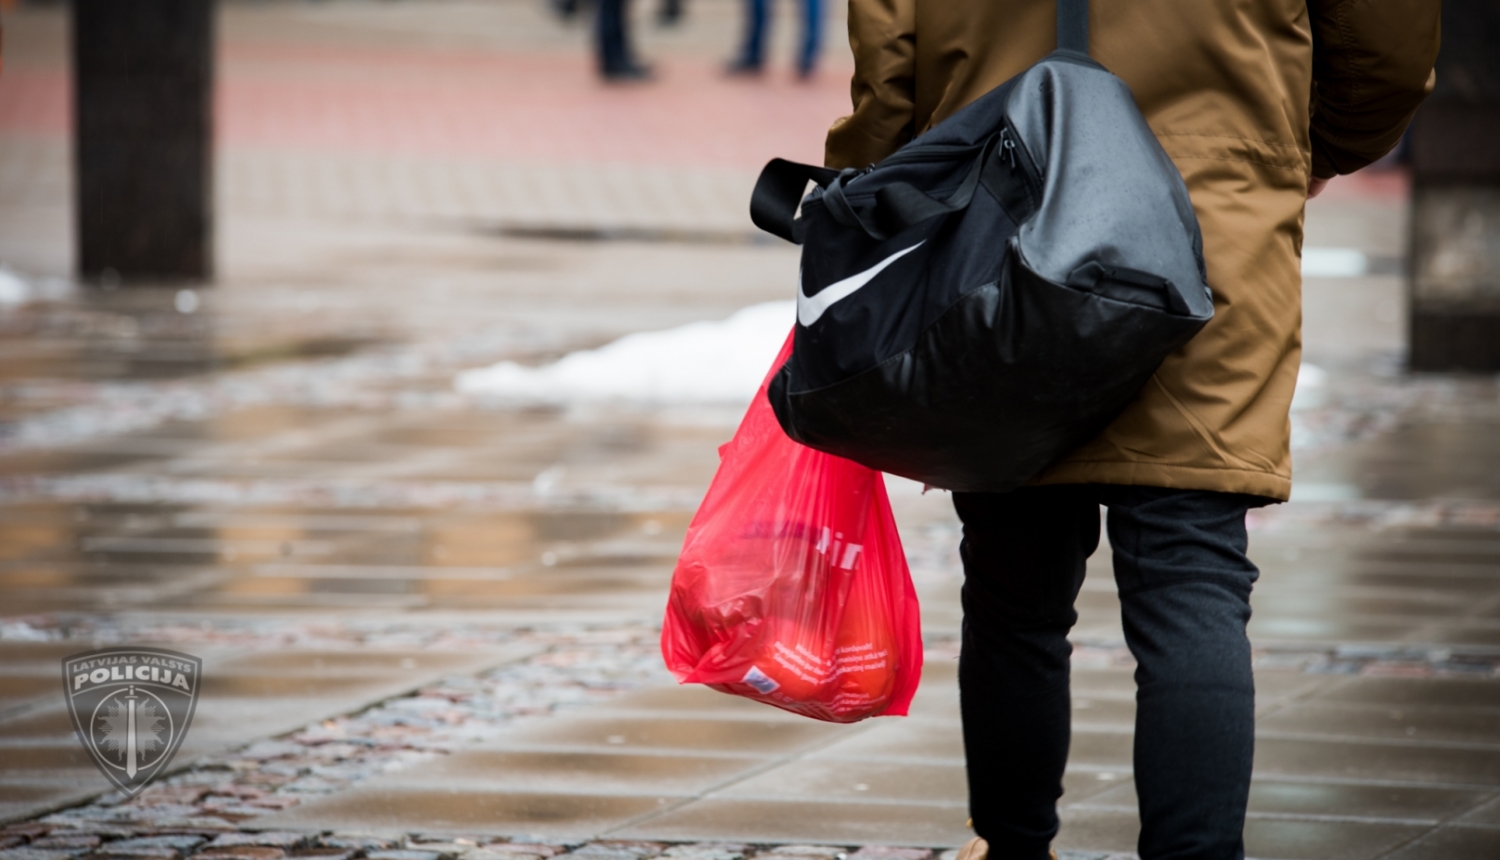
[602,62,654,82]
[954,836,1058,860]
[954,837,988,860]
[724,57,764,77]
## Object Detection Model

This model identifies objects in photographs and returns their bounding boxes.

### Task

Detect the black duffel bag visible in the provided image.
[750,0,1214,493]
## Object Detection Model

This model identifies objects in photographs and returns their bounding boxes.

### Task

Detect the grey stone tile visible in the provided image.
[1061,731,1135,769]
[1085,778,1487,821]
[1248,617,1419,643]
[1316,677,1500,709]
[205,835,311,849]
[0,745,102,773]
[492,716,852,755]
[366,851,447,860]
[804,718,963,763]
[1253,673,1340,704]
[847,849,930,860]
[612,798,971,846]
[1456,793,1500,825]
[590,687,802,719]
[0,708,77,741]
[101,837,207,858]
[196,848,288,860]
[712,759,966,804]
[1070,670,1138,699]
[0,850,79,860]
[406,750,763,795]
[1242,819,1429,860]
[211,651,496,676]
[27,837,101,852]
[1052,807,1137,854]
[1257,702,1500,745]
[257,786,674,838]
[1061,771,1133,806]
[1069,697,1135,729]
[1379,825,1500,860]
[1254,737,1500,785]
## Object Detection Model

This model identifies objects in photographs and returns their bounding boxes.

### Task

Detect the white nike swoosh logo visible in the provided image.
[797,241,925,327]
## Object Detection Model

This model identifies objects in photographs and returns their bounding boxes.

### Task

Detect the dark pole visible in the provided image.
[73,0,214,283]
[1407,0,1500,371]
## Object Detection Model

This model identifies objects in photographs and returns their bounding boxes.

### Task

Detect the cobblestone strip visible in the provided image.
[0,822,1135,860]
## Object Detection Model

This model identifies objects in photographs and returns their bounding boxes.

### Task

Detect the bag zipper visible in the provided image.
[876,142,989,168]
[998,120,1043,204]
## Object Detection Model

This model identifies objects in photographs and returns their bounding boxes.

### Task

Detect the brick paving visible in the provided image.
[2,2,1500,859]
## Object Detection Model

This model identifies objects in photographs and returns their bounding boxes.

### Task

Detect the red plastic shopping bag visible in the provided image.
[661,332,923,723]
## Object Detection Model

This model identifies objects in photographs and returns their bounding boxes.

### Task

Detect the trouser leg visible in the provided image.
[796,0,822,75]
[953,486,1100,860]
[596,0,631,72]
[1104,488,1261,860]
[737,0,769,66]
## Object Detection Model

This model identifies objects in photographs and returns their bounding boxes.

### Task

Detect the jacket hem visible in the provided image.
[1030,459,1291,502]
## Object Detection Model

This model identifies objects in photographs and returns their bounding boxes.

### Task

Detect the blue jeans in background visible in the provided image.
[734,0,823,76]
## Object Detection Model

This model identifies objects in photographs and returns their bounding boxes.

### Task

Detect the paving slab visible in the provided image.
[260,787,677,839]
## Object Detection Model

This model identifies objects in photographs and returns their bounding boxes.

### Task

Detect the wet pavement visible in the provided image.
[2,2,1500,858]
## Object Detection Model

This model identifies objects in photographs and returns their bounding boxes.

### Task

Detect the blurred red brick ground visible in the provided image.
[0,42,851,170]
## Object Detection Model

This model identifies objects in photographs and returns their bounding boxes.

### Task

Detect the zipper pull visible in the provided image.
[1001,131,1018,169]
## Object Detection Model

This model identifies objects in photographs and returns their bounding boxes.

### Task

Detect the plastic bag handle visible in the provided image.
[752,137,1000,244]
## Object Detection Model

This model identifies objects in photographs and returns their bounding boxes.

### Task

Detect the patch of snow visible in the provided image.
[455,301,793,405]
[1289,482,1362,502]
[1302,247,1368,278]
[0,267,30,306]
[1291,362,1328,411]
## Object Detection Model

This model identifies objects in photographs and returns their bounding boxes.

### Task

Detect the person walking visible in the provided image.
[727,0,824,79]
[596,0,651,81]
[823,1,1440,858]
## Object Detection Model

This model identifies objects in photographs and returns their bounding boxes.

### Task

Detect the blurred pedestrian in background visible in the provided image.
[552,0,656,81]
[596,0,651,80]
[727,0,822,79]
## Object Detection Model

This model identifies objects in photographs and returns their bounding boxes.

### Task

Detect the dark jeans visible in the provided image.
[953,485,1264,860]
[596,0,634,73]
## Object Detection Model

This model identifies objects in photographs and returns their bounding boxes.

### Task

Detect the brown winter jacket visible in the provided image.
[825,0,1441,501]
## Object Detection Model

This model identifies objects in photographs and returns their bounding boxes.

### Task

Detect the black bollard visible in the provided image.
[73,0,214,282]
[1407,0,1500,371]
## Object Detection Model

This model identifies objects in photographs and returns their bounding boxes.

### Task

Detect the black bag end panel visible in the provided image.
[772,252,1207,493]
[1008,60,1214,323]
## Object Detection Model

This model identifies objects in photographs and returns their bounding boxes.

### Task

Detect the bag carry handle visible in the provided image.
[750,159,842,244]
[751,137,999,245]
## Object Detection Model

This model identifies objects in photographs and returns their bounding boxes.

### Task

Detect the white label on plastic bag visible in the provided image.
[742,665,780,694]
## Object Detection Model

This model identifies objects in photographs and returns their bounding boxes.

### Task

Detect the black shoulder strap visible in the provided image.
[1057,0,1089,54]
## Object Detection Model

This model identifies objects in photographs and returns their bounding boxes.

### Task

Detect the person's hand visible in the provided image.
[1308,176,1331,199]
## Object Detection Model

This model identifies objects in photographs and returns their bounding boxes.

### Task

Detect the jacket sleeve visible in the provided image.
[824,0,917,170]
[1308,0,1440,178]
